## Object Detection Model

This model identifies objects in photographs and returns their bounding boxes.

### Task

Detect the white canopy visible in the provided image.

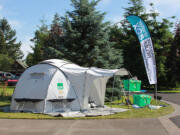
[40,59,128,76]
[11,59,129,113]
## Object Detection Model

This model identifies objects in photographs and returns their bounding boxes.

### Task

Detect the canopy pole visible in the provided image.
[154,83,157,104]
[82,70,88,109]
[110,75,116,114]
[118,76,121,104]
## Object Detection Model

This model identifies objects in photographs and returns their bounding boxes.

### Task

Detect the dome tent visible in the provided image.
[10,59,129,114]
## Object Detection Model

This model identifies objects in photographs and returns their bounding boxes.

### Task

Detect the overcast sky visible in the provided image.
[0,0,180,59]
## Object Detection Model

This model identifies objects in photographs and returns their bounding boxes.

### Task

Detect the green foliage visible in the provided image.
[0,54,14,71]
[28,0,123,69]
[167,21,180,86]
[26,14,65,66]
[124,0,145,17]
[105,88,122,102]
[0,18,23,60]
[27,0,176,88]
[61,0,123,68]
[112,0,174,87]
[26,53,34,67]
[43,13,64,59]
[26,20,49,66]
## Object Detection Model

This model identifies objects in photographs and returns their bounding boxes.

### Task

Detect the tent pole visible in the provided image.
[110,75,115,114]
[82,70,87,110]
[154,83,157,104]
[118,77,121,105]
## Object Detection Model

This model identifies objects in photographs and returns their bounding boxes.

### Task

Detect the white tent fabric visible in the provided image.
[10,59,129,114]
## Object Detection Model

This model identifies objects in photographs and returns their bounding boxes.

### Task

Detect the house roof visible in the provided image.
[16,59,28,69]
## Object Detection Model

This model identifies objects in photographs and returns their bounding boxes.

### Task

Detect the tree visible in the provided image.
[114,0,174,87]
[0,54,14,71]
[27,14,65,66]
[167,21,180,87]
[27,0,123,68]
[27,20,49,65]
[61,0,123,68]
[116,0,150,86]
[43,13,64,59]
[26,53,34,67]
[0,18,23,59]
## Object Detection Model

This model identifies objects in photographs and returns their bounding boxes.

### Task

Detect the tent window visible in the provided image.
[47,99,74,112]
[48,99,75,102]
[40,61,54,64]
[30,72,45,79]
[14,100,43,113]
[15,98,43,102]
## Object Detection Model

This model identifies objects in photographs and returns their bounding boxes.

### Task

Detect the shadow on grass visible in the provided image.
[0,96,11,107]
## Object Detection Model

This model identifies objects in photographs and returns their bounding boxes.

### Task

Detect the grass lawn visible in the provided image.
[0,86,14,97]
[0,102,174,119]
[158,90,180,93]
[0,87,174,119]
[147,90,180,93]
[146,88,180,93]
[0,86,14,107]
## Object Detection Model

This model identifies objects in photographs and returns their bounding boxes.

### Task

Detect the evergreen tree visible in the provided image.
[167,22,180,86]
[49,13,63,50]
[27,0,123,68]
[119,0,149,86]
[26,15,65,65]
[0,18,23,59]
[27,20,49,65]
[61,0,123,68]
[43,13,64,59]
[0,54,14,71]
[148,7,174,87]
[115,0,173,87]
[26,53,34,66]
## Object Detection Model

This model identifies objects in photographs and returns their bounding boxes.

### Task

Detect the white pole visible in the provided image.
[110,76,115,114]
[154,84,157,104]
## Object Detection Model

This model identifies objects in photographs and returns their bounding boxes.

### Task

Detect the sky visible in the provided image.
[0,0,180,59]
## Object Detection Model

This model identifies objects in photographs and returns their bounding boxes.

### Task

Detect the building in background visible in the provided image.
[10,60,28,76]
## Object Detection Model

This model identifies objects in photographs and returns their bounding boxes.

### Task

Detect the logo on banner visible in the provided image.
[57,83,64,95]
[133,20,149,41]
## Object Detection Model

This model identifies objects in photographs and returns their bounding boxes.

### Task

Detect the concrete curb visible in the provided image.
[158,100,180,135]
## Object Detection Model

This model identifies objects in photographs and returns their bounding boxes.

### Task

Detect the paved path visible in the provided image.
[0,119,168,135]
[148,93,180,130]
[156,93,180,105]
[157,93,180,130]
[170,115,180,128]
[158,100,180,135]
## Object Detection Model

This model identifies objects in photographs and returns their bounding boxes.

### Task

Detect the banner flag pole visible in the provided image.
[155,83,157,104]
[127,15,157,94]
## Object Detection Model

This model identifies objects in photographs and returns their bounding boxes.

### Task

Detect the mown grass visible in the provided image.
[0,87,174,119]
[0,86,14,97]
[0,86,14,107]
[158,90,180,93]
[147,90,180,93]
[0,103,173,120]
[0,96,11,107]
[146,88,180,93]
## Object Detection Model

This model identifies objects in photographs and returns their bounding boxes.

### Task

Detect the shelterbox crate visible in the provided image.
[133,94,152,107]
[123,79,141,92]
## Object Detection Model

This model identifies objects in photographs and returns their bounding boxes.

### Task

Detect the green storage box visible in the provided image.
[123,79,141,92]
[133,94,152,107]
